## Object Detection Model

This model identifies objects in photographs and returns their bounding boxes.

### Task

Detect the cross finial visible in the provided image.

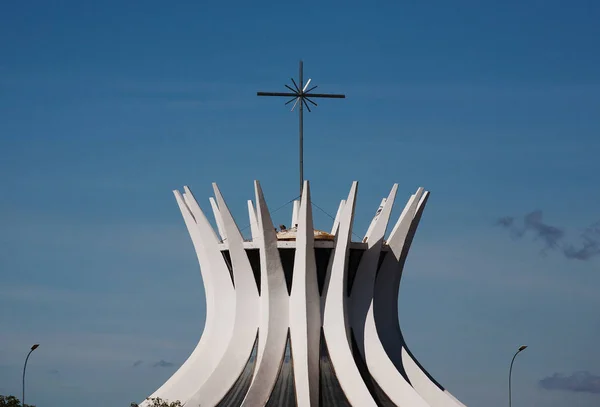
[257,60,346,196]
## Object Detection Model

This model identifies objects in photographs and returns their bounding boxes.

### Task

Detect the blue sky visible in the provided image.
[1,1,599,406]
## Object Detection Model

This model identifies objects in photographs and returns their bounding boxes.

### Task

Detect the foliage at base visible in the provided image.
[130,397,184,407]
[0,395,35,407]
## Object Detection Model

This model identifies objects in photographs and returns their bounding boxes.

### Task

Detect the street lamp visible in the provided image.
[509,345,527,407]
[22,344,39,406]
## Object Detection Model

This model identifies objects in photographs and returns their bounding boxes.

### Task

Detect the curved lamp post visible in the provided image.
[22,344,39,406]
[508,345,527,407]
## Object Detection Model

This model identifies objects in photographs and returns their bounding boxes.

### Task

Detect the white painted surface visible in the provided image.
[403,348,467,407]
[142,189,236,406]
[396,193,467,407]
[289,181,321,407]
[372,188,424,366]
[186,184,260,406]
[291,199,300,229]
[349,184,397,360]
[363,188,430,406]
[330,199,345,235]
[209,196,226,242]
[240,181,289,406]
[322,182,378,407]
[247,200,260,241]
[363,197,387,243]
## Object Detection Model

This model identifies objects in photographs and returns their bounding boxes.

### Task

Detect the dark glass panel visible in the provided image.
[278,249,296,295]
[266,331,298,406]
[346,249,365,296]
[216,334,259,407]
[245,248,261,294]
[221,251,234,285]
[315,248,333,295]
[319,330,352,407]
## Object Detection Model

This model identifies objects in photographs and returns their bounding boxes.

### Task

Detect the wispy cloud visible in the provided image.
[539,371,600,394]
[496,211,600,260]
[152,360,175,368]
[132,360,144,368]
[563,222,600,260]
[496,216,514,228]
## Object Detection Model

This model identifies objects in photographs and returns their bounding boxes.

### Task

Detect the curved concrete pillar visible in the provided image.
[239,181,290,407]
[186,184,260,406]
[289,181,321,407]
[363,189,430,406]
[322,182,378,407]
[349,184,397,360]
[142,189,236,406]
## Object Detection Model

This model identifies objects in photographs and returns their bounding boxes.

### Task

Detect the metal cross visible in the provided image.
[257,60,346,196]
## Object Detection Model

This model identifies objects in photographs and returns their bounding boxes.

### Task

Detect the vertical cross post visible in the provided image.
[257,60,345,197]
[299,60,303,195]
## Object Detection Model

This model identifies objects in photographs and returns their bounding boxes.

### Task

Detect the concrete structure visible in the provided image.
[141,180,466,407]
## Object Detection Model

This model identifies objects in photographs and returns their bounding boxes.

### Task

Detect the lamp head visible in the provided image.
[31,344,39,351]
[518,345,528,352]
